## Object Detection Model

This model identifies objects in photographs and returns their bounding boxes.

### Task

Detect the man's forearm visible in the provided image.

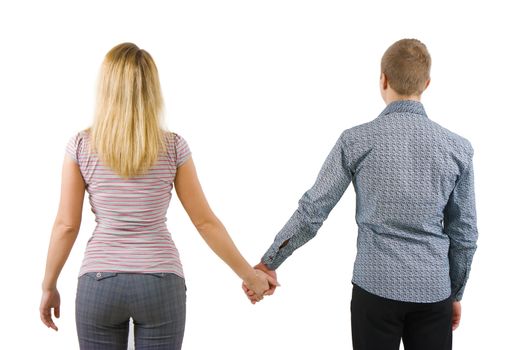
[262,132,352,270]
[449,240,477,301]
[261,209,321,270]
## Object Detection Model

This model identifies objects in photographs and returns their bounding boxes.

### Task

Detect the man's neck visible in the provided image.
[384,94,421,105]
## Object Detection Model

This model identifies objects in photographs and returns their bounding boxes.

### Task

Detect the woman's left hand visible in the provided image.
[40,288,61,331]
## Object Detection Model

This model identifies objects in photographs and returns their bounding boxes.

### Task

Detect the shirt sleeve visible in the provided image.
[261,132,353,270]
[444,152,479,301]
[174,133,191,167]
[65,132,82,164]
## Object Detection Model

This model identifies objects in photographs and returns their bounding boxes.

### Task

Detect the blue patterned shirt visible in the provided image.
[261,100,478,303]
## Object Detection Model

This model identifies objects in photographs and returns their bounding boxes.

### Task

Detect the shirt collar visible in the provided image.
[378,99,427,118]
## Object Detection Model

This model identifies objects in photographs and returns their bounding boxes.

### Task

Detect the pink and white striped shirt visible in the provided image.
[65,129,191,278]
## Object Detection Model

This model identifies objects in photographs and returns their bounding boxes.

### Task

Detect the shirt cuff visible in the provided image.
[261,246,285,270]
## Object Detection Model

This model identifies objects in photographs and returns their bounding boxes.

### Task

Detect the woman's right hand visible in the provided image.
[243,269,275,301]
[242,263,279,304]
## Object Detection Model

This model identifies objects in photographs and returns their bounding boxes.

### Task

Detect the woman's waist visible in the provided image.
[92,221,170,235]
[84,234,180,254]
[87,228,176,245]
[79,253,185,278]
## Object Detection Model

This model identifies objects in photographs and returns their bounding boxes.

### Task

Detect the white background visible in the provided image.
[1,0,524,349]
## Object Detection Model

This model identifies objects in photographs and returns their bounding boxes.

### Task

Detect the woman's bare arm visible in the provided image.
[174,156,272,296]
[42,155,85,291]
[40,155,85,330]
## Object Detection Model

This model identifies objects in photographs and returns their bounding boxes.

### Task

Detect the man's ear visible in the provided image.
[380,73,388,90]
[425,78,431,89]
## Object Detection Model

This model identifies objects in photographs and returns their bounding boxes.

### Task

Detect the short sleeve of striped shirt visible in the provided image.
[65,132,82,164]
[174,133,191,167]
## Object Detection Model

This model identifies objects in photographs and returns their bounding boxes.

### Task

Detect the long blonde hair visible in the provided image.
[88,42,167,179]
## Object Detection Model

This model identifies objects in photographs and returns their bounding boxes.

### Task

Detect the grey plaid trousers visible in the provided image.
[75,272,186,350]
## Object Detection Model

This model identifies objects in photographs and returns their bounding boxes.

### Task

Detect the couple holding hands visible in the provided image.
[41,39,477,350]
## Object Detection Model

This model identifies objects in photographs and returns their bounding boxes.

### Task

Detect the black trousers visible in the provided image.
[351,284,453,350]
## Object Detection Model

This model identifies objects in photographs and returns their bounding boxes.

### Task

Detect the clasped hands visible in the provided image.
[242,262,279,304]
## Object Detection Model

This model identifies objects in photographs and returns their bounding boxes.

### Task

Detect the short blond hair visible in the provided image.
[381,39,431,96]
[89,43,167,179]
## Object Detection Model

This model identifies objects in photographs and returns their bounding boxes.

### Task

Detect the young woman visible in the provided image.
[39,42,274,349]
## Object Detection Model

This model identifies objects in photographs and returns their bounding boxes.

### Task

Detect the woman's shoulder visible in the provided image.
[166,130,185,140]
[67,128,89,145]
[164,130,191,166]
[74,128,91,141]
[165,130,189,147]
[66,128,91,163]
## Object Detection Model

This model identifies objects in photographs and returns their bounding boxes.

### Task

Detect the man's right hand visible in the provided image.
[452,301,461,330]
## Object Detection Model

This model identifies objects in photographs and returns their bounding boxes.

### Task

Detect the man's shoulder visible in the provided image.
[339,120,377,143]
[340,115,473,155]
[428,119,474,156]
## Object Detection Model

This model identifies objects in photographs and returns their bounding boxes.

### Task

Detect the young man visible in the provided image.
[244,39,478,350]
